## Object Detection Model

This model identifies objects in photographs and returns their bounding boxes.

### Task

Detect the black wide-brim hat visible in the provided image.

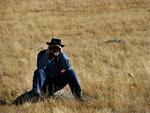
[46,38,65,47]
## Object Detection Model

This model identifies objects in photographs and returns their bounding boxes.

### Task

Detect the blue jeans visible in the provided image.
[32,69,81,97]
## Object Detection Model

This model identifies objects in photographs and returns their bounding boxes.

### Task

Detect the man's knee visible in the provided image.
[33,69,46,79]
[34,69,45,75]
[64,69,77,79]
[65,68,75,74]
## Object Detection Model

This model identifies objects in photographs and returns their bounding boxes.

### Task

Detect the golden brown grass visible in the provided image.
[0,0,150,113]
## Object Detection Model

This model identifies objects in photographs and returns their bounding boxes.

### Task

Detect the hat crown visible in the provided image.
[51,38,61,45]
[46,38,65,47]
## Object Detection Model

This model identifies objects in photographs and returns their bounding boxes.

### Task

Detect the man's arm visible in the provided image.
[59,53,71,70]
[37,49,48,69]
[49,45,71,71]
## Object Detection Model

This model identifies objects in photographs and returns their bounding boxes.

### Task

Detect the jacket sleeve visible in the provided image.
[37,49,48,69]
[59,53,71,70]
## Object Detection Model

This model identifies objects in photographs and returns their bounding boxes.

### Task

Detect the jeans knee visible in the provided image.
[65,69,77,78]
[34,69,46,79]
[34,69,45,74]
[66,68,74,74]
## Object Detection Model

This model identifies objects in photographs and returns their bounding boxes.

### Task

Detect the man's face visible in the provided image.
[47,45,61,56]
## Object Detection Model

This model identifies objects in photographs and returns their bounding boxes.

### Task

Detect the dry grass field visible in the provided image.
[0,0,150,113]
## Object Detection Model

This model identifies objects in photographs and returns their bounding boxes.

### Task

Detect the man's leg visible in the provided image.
[47,69,82,99]
[62,69,82,99]
[13,69,46,105]
[32,69,46,95]
[13,90,40,105]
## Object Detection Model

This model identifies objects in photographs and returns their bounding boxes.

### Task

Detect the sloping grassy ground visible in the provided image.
[0,0,150,113]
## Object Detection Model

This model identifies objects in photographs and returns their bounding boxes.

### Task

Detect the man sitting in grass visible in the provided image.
[13,38,83,105]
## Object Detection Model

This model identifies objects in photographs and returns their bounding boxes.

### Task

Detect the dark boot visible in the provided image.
[74,91,84,101]
[13,90,40,105]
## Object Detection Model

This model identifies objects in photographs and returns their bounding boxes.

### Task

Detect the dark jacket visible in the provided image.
[37,49,71,77]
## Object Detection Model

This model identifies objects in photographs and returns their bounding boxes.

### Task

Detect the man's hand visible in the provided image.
[60,69,66,74]
[55,45,63,54]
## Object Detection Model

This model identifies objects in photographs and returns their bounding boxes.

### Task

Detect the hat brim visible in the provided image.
[46,42,65,47]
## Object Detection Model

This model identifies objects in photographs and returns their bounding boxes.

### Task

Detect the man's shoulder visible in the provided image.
[38,49,47,56]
